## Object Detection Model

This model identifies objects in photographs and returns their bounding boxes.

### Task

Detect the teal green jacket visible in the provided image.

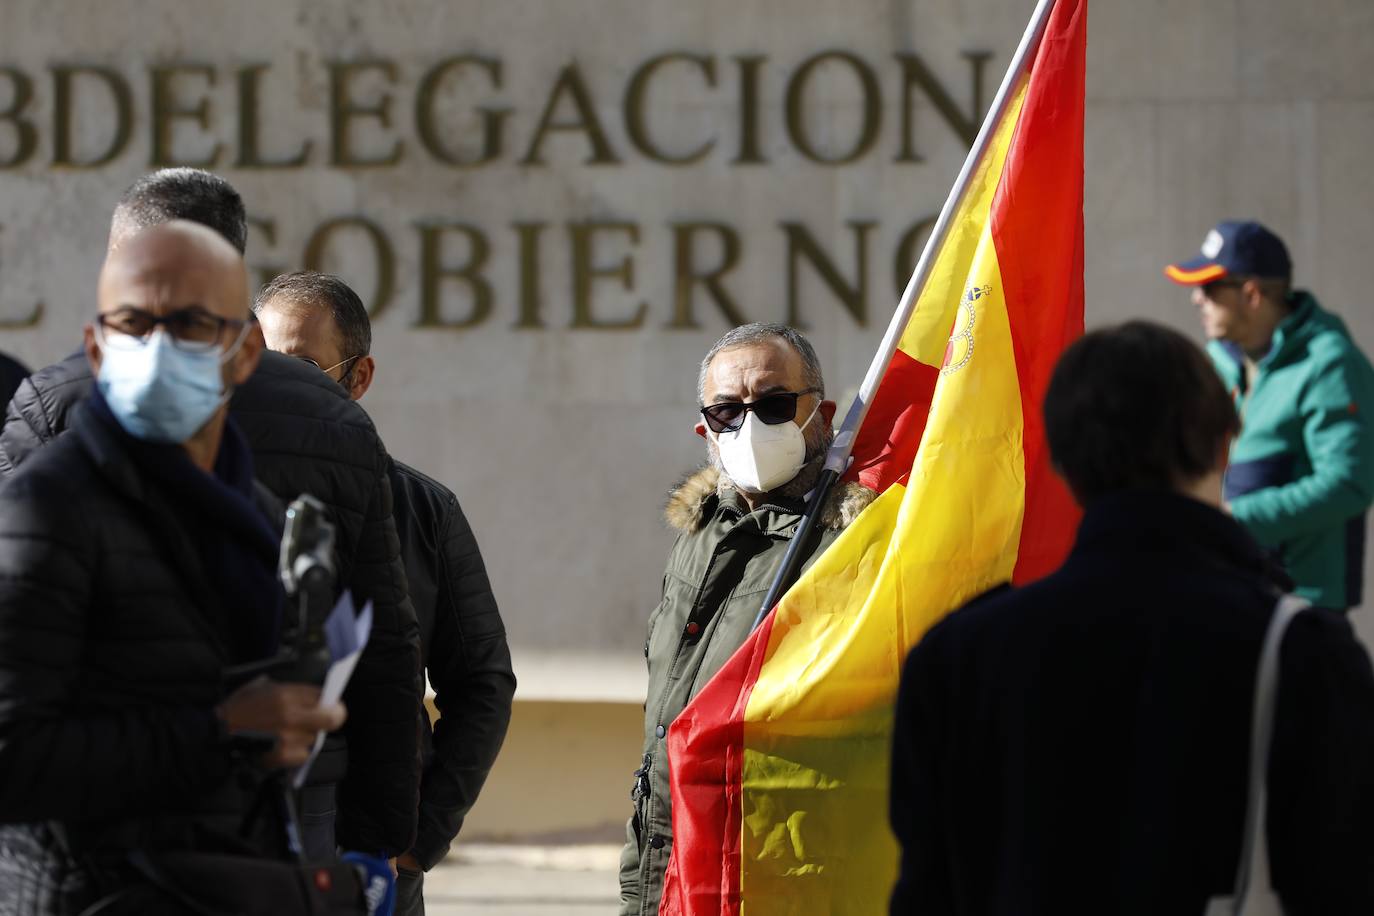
[1210,292,1374,609]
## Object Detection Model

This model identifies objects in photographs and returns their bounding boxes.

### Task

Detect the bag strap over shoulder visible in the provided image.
[1223,594,1309,915]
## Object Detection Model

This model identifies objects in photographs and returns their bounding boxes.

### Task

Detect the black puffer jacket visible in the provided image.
[389,459,515,869]
[0,398,285,915]
[0,351,423,857]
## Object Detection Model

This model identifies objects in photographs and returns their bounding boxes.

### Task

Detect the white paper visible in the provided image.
[292,598,373,789]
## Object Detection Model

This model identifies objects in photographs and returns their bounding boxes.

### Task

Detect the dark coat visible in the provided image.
[0,351,423,857]
[0,352,28,412]
[890,490,1374,915]
[0,399,284,915]
[388,459,515,869]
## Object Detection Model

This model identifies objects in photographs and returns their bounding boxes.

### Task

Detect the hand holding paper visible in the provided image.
[216,677,346,769]
[292,593,373,788]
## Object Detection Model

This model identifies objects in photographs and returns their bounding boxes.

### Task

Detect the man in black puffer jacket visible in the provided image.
[254,271,516,913]
[0,222,347,915]
[1,348,421,861]
[0,169,423,864]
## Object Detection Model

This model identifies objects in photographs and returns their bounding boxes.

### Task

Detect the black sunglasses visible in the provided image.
[1201,278,1243,298]
[700,388,820,434]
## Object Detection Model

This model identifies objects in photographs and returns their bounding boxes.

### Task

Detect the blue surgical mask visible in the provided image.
[97,328,245,443]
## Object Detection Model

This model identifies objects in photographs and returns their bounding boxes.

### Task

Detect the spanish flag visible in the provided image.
[658,0,1086,912]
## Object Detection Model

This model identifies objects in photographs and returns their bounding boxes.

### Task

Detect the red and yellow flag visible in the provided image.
[659,1,1086,912]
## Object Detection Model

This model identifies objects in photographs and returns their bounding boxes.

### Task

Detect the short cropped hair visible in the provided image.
[1044,321,1240,505]
[111,169,248,254]
[254,270,372,360]
[698,323,824,405]
[1233,275,1294,306]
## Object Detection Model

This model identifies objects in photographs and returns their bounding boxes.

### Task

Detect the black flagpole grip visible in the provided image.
[750,468,840,632]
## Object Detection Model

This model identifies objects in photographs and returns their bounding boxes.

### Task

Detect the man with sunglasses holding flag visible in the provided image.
[619,323,875,916]
[1166,221,1374,612]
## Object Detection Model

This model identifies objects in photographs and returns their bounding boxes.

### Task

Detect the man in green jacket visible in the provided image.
[1166,220,1374,610]
[619,323,874,916]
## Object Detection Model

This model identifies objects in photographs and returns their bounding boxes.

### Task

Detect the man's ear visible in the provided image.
[228,322,264,386]
[694,419,707,439]
[1215,435,1233,475]
[819,398,838,428]
[348,356,376,401]
[83,323,101,375]
[1240,278,1265,311]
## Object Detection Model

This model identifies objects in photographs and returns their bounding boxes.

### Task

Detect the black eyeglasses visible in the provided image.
[700,388,820,434]
[96,307,251,353]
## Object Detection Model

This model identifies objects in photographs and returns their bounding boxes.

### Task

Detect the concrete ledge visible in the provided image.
[459,698,643,843]
[510,649,647,704]
[450,844,621,871]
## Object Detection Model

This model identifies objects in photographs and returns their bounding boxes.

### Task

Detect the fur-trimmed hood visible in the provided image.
[664,465,876,533]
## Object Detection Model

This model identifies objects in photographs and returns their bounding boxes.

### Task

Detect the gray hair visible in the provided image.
[111,168,248,254]
[697,323,824,405]
[254,270,372,361]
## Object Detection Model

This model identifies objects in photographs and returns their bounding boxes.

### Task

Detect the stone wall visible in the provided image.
[1,0,1371,680]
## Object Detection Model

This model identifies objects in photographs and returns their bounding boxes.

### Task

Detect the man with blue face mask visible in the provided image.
[619,323,876,916]
[0,221,347,913]
[0,168,424,873]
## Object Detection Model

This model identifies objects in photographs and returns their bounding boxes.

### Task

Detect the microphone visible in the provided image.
[220,495,349,861]
[221,494,338,687]
[277,494,337,686]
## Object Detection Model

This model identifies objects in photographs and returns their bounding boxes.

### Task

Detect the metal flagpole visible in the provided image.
[751,0,1062,631]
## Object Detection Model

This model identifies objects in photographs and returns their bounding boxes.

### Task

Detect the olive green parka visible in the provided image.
[619,466,875,916]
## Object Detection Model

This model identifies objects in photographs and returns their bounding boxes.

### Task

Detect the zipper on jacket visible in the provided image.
[1239,357,1261,422]
[631,753,652,804]
[638,749,658,916]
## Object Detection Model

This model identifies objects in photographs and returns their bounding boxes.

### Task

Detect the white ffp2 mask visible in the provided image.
[712,401,820,494]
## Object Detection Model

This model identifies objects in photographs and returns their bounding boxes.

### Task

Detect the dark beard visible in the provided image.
[708,420,834,502]
[773,447,827,500]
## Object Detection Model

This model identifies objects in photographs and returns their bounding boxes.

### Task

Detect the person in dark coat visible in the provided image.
[889,321,1374,915]
[0,222,346,915]
[255,271,516,914]
[0,352,28,411]
[0,168,423,864]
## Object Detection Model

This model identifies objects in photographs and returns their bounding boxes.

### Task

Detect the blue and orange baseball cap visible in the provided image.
[1164,220,1292,285]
